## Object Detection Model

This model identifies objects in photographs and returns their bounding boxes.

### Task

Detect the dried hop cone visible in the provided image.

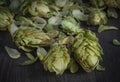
[22,0,50,17]
[67,58,79,73]
[104,0,120,9]
[0,7,13,31]
[13,27,52,52]
[72,29,103,72]
[61,16,82,35]
[88,10,107,26]
[42,45,70,75]
[90,0,105,8]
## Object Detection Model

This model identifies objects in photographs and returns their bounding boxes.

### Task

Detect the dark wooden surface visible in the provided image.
[0,11,120,82]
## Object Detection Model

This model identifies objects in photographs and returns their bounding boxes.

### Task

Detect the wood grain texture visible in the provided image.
[0,10,120,82]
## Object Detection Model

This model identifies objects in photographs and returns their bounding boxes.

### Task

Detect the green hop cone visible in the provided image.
[42,45,70,75]
[88,10,107,26]
[15,16,47,29]
[90,0,120,9]
[72,29,103,72]
[67,58,79,73]
[116,0,120,8]
[0,0,9,6]
[61,16,82,35]
[13,27,52,52]
[0,7,13,31]
[90,0,105,8]
[21,0,50,17]
[104,0,120,9]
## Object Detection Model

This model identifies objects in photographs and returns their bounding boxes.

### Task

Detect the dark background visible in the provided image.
[0,8,120,82]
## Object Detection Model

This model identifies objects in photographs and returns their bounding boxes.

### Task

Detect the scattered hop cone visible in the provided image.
[22,1,50,17]
[104,0,120,9]
[90,0,105,8]
[61,16,82,35]
[55,0,67,8]
[0,7,13,31]
[88,10,107,26]
[42,45,70,75]
[13,27,51,52]
[72,29,103,72]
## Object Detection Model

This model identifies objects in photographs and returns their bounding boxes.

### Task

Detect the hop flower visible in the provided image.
[88,10,107,26]
[61,16,82,35]
[13,27,52,52]
[90,0,105,8]
[72,29,103,72]
[104,0,119,8]
[0,7,13,31]
[42,45,70,75]
[67,58,79,73]
[21,1,50,17]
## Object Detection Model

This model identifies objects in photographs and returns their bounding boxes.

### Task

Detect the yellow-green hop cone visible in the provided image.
[90,0,105,8]
[88,10,107,26]
[22,1,50,17]
[105,0,118,8]
[91,0,120,9]
[72,29,103,72]
[42,45,70,75]
[13,27,51,52]
[0,7,13,31]
[61,16,82,35]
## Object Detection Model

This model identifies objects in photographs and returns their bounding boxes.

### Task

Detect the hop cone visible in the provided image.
[90,0,105,8]
[88,10,107,26]
[104,0,120,9]
[90,0,120,9]
[13,27,51,52]
[0,7,13,31]
[72,29,103,72]
[42,45,70,75]
[67,58,79,73]
[21,0,50,17]
[61,16,81,35]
